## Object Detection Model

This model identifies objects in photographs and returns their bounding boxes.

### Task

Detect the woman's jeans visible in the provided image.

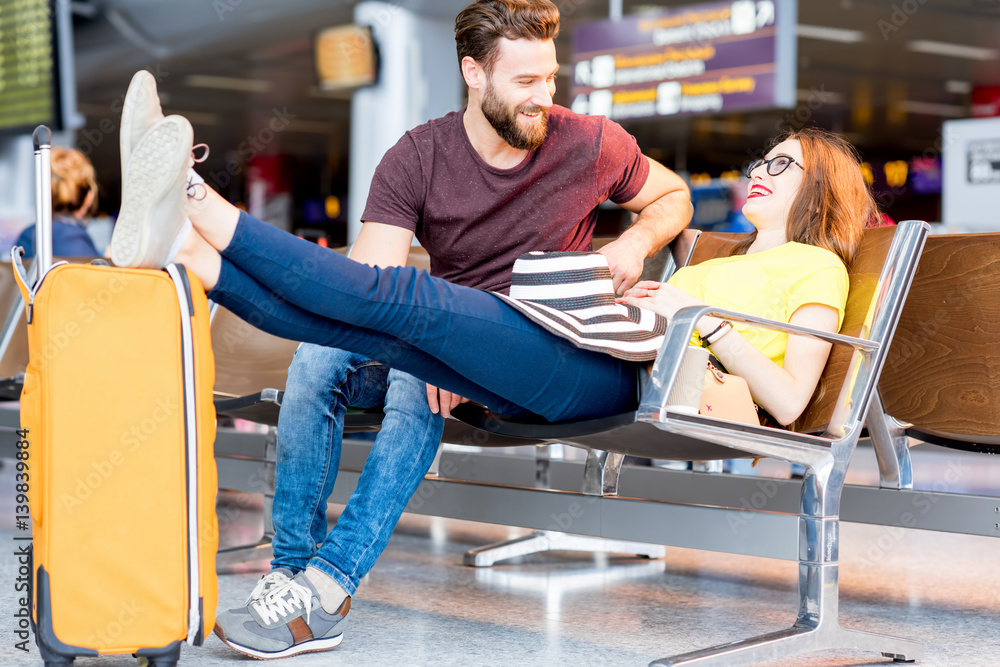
[271,344,443,595]
[208,211,640,421]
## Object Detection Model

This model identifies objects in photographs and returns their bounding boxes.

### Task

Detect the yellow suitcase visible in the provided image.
[12,126,218,667]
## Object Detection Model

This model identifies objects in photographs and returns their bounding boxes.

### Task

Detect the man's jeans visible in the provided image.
[270,343,444,596]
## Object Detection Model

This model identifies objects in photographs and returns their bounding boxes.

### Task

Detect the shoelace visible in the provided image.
[244,570,291,605]
[192,143,210,163]
[187,143,210,200]
[186,180,207,200]
[251,579,314,626]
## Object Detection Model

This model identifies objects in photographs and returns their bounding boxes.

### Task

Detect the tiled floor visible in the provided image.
[1,446,997,667]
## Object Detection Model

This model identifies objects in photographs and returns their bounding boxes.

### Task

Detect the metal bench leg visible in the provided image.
[464,530,666,567]
[464,448,665,567]
[650,466,922,666]
[866,391,915,490]
[583,449,625,496]
[217,428,276,569]
[690,460,724,473]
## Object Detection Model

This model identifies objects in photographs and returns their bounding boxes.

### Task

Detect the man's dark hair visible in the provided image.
[455,0,560,74]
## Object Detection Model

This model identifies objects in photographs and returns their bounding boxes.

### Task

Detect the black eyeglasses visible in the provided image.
[744,155,804,179]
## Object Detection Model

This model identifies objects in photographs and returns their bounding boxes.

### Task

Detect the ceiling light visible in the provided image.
[796,88,845,104]
[185,75,272,93]
[796,24,865,43]
[907,41,997,61]
[945,80,972,94]
[897,100,966,117]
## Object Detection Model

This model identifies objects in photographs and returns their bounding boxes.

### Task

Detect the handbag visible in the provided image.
[699,362,760,425]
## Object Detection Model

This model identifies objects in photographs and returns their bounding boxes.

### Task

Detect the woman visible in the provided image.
[16,147,102,258]
[112,119,873,428]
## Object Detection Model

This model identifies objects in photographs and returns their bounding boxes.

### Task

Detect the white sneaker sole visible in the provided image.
[120,70,163,183]
[216,630,344,660]
[112,116,191,268]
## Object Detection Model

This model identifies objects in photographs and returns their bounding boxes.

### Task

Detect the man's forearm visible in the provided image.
[617,190,693,258]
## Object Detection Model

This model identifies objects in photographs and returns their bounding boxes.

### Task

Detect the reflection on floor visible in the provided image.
[1,445,997,666]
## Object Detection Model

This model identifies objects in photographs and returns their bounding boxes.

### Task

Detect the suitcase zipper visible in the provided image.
[9,252,67,324]
[166,265,202,644]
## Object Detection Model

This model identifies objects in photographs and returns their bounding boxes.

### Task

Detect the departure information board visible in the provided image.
[571,0,796,122]
[0,0,57,134]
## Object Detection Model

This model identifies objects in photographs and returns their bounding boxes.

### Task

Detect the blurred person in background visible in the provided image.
[15,146,102,258]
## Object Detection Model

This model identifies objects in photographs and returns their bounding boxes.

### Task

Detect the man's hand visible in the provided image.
[599,157,692,294]
[426,384,469,419]
[598,236,646,294]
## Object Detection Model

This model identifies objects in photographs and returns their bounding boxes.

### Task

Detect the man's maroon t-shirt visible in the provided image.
[361,105,649,294]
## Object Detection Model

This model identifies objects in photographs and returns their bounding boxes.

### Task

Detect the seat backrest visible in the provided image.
[878,233,1000,440]
[686,223,925,434]
[210,305,301,397]
[687,231,742,266]
[633,228,703,283]
[794,225,900,433]
[0,262,28,378]
[0,256,96,379]
[335,245,432,273]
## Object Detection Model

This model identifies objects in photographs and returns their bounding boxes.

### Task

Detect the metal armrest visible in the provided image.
[639,304,876,426]
[214,389,283,426]
[634,304,881,471]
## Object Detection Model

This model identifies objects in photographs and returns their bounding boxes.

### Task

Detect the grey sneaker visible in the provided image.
[120,70,165,185]
[214,572,349,659]
[111,115,192,268]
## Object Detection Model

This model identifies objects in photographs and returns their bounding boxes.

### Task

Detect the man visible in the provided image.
[212,0,692,658]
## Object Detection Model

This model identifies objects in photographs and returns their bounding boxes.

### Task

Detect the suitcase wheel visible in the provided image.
[135,649,179,667]
[137,659,176,667]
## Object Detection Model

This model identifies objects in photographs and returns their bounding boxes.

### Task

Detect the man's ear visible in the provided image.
[461,56,484,90]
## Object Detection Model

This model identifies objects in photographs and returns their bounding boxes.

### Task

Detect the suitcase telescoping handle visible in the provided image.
[33,125,54,281]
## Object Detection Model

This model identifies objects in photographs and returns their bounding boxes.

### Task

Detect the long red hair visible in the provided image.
[735,128,875,265]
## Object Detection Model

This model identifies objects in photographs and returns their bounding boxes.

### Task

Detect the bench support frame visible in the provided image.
[651,466,922,666]
[464,447,665,566]
[463,530,665,567]
[866,390,915,490]
[216,427,277,569]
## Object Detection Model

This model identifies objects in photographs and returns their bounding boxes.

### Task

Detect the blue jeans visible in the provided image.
[270,344,443,595]
[207,211,640,422]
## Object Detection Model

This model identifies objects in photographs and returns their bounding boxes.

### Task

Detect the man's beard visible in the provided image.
[481,79,548,151]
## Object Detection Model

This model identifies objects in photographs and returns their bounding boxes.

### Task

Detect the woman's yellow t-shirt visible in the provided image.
[667,242,849,367]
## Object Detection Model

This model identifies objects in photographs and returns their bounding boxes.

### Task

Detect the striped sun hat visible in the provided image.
[494,251,668,362]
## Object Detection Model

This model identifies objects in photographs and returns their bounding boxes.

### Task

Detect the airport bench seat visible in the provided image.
[437,221,930,667]
[211,220,933,666]
[867,232,1000,494]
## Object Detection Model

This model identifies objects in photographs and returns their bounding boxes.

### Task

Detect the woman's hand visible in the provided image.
[616,281,707,319]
